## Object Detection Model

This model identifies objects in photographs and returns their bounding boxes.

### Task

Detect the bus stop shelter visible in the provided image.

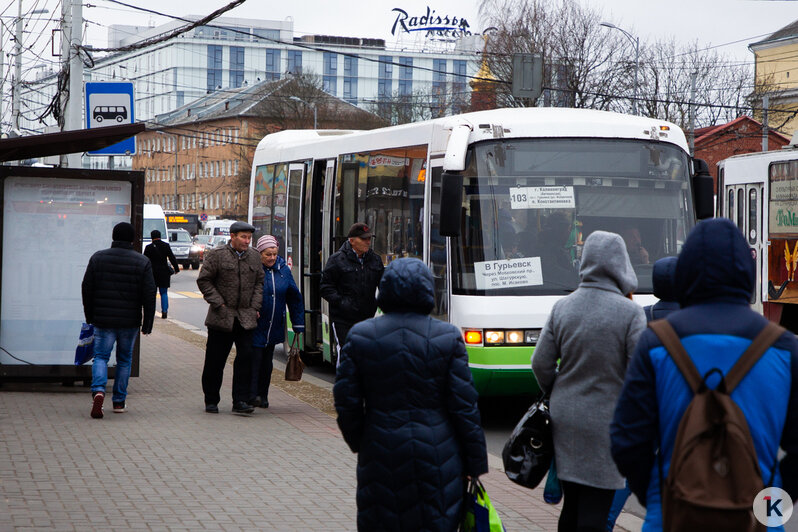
[0,124,146,384]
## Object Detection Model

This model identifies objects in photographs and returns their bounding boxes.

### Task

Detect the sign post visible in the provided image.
[85,81,136,156]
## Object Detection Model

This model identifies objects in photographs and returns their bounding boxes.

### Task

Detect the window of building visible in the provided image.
[432,58,447,116]
[344,55,358,104]
[207,45,223,91]
[323,52,337,95]
[266,49,281,81]
[229,46,245,88]
[398,57,413,96]
[287,50,302,75]
[378,55,393,100]
[452,60,468,114]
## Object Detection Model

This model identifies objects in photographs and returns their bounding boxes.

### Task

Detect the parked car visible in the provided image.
[167,228,201,269]
[208,235,229,249]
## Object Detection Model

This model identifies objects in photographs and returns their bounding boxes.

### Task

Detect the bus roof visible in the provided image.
[719,146,798,186]
[253,108,689,165]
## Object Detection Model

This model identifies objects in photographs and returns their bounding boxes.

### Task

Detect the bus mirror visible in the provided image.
[692,158,714,220]
[440,171,464,237]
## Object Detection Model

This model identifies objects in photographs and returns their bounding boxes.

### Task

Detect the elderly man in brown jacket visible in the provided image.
[197,221,264,415]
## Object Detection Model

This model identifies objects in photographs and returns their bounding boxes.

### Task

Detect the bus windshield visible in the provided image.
[451,138,693,296]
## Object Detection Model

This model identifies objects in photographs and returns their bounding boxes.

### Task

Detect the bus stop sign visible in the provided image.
[85,81,136,156]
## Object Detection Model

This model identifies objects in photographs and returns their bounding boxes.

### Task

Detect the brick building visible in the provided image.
[694,116,790,193]
[133,77,385,220]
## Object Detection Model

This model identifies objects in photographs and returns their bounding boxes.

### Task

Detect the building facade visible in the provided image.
[20,16,479,135]
[134,78,386,220]
[750,20,798,136]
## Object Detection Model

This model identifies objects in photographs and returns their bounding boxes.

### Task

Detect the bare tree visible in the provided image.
[480,0,760,129]
[367,84,470,125]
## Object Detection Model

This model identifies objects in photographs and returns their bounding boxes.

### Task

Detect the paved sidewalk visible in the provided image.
[0,321,641,531]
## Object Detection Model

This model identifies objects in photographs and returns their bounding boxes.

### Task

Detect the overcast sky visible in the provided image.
[9,0,798,69]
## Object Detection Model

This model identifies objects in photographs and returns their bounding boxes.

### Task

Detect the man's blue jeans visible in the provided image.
[159,286,168,313]
[91,327,139,403]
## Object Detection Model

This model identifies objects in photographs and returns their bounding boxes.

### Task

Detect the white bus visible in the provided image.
[248,108,713,396]
[718,145,798,330]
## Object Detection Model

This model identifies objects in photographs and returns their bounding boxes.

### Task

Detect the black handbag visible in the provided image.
[501,394,554,489]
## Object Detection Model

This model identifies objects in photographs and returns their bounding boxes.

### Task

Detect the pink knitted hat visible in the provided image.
[256,235,279,252]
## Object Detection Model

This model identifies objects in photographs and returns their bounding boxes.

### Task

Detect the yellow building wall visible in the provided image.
[754,43,798,136]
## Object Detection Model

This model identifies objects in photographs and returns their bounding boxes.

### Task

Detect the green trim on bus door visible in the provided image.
[464,345,540,397]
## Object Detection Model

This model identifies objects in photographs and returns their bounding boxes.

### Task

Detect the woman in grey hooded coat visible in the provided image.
[532,230,646,532]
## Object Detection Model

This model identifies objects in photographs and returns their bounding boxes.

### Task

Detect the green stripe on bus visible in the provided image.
[465,345,536,366]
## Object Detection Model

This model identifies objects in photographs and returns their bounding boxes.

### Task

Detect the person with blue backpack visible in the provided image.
[249,235,304,409]
[611,218,798,531]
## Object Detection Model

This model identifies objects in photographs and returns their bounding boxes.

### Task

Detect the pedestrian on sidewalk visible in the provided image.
[532,230,645,532]
[606,256,679,531]
[143,229,180,319]
[334,258,488,532]
[320,222,384,361]
[611,218,798,530]
[197,221,264,415]
[82,221,156,419]
[249,235,304,409]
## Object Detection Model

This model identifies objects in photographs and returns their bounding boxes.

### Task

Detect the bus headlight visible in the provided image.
[525,329,541,344]
[505,330,524,344]
[484,330,504,344]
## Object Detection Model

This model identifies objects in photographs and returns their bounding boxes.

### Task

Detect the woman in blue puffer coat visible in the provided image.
[334,257,488,532]
[250,235,304,408]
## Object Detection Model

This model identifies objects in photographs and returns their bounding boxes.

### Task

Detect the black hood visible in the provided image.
[675,218,754,307]
[376,258,435,314]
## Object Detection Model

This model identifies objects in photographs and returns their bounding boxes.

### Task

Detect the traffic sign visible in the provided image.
[200,213,208,222]
[85,81,136,156]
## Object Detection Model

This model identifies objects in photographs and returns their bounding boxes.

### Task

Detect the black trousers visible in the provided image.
[558,480,616,532]
[201,320,254,405]
[332,322,352,356]
[250,344,275,401]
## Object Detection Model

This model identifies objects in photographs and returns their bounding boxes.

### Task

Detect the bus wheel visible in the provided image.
[116,115,123,122]
[95,115,103,123]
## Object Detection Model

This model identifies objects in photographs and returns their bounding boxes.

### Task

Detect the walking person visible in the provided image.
[197,221,264,415]
[532,230,646,532]
[611,218,797,530]
[82,222,156,419]
[249,235,305,409]
[606,256,679,531]
[334,258,488,531]
[320,222,384,358]
[143,229,180,319]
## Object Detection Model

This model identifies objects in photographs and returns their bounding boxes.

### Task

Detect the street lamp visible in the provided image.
[600,22,640,115]
[289,96,317,129]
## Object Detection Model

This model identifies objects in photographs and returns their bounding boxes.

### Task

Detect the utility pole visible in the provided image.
[762,94,769,152]
[11,0,22,133]
[60,0,83,167]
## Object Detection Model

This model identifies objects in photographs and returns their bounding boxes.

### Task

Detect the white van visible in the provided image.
[201,219,236,237]
[142,204,168,252]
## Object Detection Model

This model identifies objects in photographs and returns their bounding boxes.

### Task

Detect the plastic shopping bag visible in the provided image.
[459,478,506,532]
[74,323,95,365]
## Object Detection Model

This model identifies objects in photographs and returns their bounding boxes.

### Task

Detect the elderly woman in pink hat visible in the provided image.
[249,235,305,408]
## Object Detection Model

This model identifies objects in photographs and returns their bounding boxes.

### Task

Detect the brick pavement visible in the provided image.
[0,321,642,531]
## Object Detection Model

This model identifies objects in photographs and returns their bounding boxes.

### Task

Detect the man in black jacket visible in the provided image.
[82,222,156,419]
[143,230,179,319]
[320,223,384,359]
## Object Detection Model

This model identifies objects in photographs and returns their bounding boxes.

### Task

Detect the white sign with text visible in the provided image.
[509,186,575,210]
[474,257,543,290]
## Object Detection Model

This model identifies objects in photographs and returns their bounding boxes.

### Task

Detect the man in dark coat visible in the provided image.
[611,218,798,530]
[82,221,156,419]
[197,221,264,415]
[143,229,179,319]
[320,222,384,356]
[334,258,488,531]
